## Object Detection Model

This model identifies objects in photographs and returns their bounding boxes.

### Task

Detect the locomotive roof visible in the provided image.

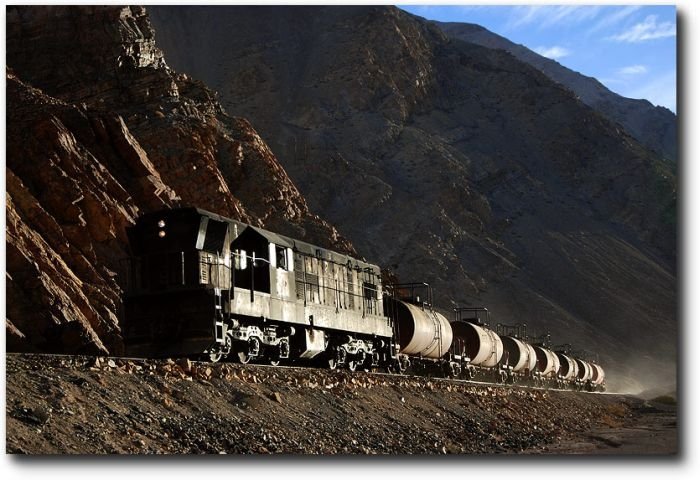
[245,225,380,274]
[187,207,381,274]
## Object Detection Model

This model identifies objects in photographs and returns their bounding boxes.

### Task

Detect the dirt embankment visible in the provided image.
[5,354,676,454]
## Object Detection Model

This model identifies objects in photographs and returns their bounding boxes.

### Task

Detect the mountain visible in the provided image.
[148,5,676,392]
[5,6,352,355]
[434,21,677,164]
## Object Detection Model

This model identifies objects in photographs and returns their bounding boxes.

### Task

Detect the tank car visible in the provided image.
[448,308,506,382]
[382,283,453,374]
[555,352,579,388]
[497,323,538,385]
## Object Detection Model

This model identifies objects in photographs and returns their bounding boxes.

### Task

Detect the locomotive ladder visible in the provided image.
[214,287,225,343]
[213,252,226,343]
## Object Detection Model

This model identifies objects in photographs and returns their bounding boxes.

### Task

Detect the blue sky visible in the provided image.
[399,5,677,112]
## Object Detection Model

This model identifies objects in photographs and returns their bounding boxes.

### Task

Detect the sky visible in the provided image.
[399,5,677,112]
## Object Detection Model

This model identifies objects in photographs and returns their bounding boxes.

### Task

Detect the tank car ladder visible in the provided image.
[428,309,443,356]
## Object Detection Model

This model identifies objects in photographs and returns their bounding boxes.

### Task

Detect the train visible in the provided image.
[123,207,606,392]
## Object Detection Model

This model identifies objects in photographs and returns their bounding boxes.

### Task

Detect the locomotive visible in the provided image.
[123,207,605,392]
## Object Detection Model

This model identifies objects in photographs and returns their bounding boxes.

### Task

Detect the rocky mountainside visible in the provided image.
[6,6,353,355]
[148,5,676,392]
[435,21,678,164]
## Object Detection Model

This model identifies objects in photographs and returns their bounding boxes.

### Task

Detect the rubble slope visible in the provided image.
[6,354,675,455]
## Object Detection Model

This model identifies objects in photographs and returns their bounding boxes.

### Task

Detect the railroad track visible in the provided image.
[6,352,618,394]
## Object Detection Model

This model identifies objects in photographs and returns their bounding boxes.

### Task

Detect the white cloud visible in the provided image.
[534,46,571,60]
[507,5,600,30]
[587,6,642,35]
[607,15,676,43]
[618,65,648,75]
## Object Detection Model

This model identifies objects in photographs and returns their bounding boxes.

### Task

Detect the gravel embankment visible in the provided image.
[5,354,673,454]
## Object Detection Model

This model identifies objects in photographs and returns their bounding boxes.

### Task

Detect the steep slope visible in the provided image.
[434,21,677,164]
[5,6,352,355]
[148,5,676,392]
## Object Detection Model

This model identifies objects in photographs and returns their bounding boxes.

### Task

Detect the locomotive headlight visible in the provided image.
[158,230,166,238]
[157,219,166,228]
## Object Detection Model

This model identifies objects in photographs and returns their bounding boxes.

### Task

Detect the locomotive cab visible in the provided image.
[123,208,239,358]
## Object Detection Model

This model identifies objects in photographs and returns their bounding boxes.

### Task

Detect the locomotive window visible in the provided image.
[203,220,228,253]
[234,249,248,270]
[276,246,287,270]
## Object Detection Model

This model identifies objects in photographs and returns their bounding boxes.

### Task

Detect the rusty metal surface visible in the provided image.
[451,322,503,367]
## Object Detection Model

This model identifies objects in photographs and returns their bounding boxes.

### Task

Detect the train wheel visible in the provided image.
[328,358,337,370]
[237,337,260,364]
[206,330,232,363]
[356,351,369,372]
[237,351,252,364]
[363,353,375,373]
[209,351,223,363]
[399,356,410,373]
[347,359,358,372]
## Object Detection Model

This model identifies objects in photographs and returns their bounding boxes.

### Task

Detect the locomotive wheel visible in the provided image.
[207,331,232,363]
[347,359,358,372]
[269,359,281,367]
[209,351,223,363]
[237,351,252,364]
[362,354,375,373]
[327,358,337,370]
[237,337,260,364]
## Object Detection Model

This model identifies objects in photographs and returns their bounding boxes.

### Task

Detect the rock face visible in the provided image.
[6,6,352,355]
[148,5,676,391]
[434,21,678,164]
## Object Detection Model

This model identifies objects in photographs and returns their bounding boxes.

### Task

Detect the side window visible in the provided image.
[234,249,248,270]
[276,246,287,270]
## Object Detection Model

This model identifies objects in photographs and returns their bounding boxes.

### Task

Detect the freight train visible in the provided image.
[123,207,605,392]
